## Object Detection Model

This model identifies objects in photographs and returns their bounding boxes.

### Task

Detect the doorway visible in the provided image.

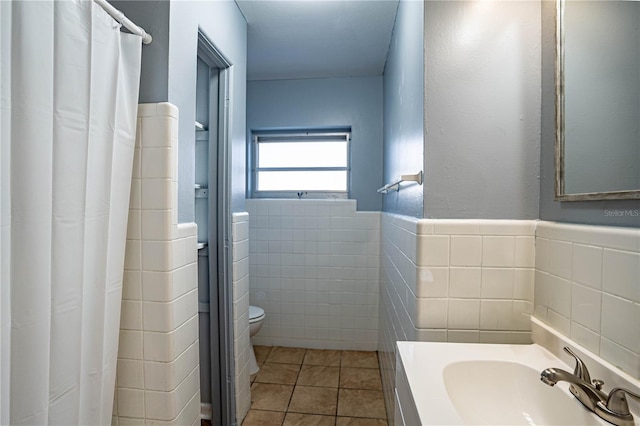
[195,31,235,426]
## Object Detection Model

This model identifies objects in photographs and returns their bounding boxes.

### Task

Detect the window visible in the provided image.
[250,130,351,197]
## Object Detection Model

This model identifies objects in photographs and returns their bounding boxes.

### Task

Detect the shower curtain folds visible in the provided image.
[1,1,142,424]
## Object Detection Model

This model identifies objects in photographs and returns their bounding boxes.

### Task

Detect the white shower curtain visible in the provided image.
[0,1,142,424]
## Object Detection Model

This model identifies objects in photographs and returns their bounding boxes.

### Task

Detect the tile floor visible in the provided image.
[242,346,388,426]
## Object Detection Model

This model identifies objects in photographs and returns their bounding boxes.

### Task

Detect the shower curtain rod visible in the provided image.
[94,0,153,44]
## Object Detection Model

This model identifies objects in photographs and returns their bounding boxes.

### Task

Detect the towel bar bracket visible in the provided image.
[377,171,423,194]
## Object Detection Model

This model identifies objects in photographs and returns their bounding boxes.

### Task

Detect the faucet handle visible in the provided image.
[563,346,592,382]
[605,388,640,417]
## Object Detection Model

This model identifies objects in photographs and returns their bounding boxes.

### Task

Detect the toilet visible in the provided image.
[248,305,265,375]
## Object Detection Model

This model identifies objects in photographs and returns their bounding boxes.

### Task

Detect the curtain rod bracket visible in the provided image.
[94,0,153,44]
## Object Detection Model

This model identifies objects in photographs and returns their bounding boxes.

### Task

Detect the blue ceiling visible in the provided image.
[236,0,400,81]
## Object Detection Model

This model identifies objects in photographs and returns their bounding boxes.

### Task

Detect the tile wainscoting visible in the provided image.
[378,214,536,416]
[378,215,639,422]
[246,199,380,351]
[232,212,251,423]
[114,103,200,426]
[534,221,640,379]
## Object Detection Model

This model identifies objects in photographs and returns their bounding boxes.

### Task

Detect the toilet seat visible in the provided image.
[249,305,265,324]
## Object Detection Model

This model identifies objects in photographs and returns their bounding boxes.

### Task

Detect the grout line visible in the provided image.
[336,350,342,417]
[283,348,305,417]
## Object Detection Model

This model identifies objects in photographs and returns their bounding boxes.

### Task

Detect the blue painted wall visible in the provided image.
[423,1,541,220]
[382,0,424,218]
[110,1,170,103]
[246,77,384,212]
[169,1,247,220]
[112,1,248,221]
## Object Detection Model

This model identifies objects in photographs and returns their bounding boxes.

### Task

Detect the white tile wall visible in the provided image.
[534,221,640,378]
[113,103,200,426]
[231,212,251,423]
[378,215,537,420]
[246,199,380,350]
[243,205,638,421]
[378,213,422,419]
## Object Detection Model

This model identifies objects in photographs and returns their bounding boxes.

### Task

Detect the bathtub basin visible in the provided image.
[395,342,610,425]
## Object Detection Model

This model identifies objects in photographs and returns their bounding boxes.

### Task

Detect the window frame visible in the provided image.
[249,130,352,199]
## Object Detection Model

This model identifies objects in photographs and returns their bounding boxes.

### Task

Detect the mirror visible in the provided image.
[555,0,640,201]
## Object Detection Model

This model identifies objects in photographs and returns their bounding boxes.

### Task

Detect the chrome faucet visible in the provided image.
[540,346,640,426]
[564,346,592,383]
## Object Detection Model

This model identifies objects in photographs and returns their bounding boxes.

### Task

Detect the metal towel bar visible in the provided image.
[377,171,423,194]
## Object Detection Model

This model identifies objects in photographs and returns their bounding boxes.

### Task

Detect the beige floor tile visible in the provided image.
[283,413,336,426]
[340,367,382,390]
[254,345,273,365]
[250,383,294,412]
[288,385,338,416]
[256,363,301,385]
[341,351,379,369]
[337,389,386,419]
[267,347,307,365]
[297,365,339,388]
[336,417,388,426]
[303,349,341,367]
[242,409,285,425]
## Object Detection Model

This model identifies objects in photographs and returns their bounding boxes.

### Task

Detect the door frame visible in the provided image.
[197,29,235,426]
